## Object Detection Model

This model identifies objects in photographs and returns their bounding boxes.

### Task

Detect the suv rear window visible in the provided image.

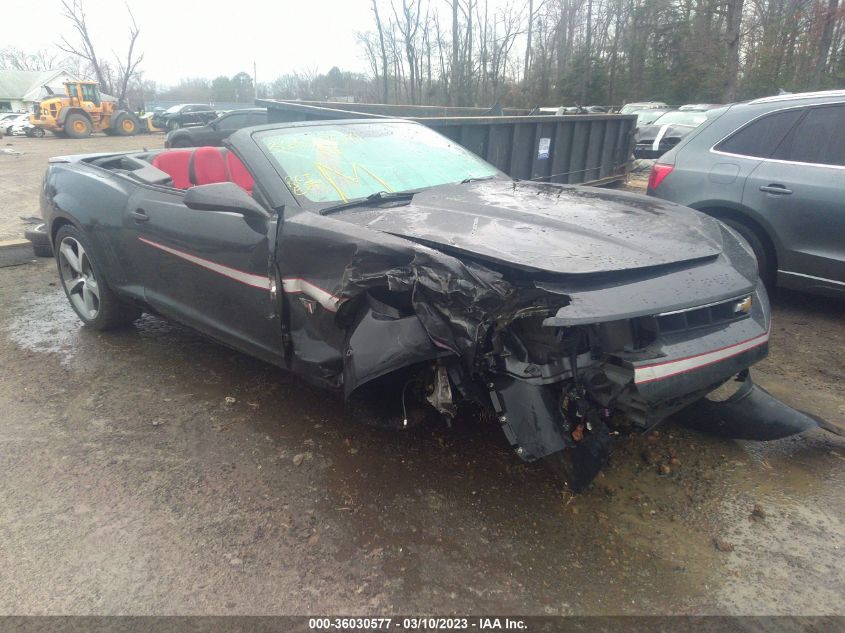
[715,108,803,158]
[771,104,845,167]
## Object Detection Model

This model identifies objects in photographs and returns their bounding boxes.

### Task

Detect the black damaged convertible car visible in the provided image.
[40,119,826,489]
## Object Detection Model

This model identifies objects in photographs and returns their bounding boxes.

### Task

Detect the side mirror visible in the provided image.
[184,182,269,219]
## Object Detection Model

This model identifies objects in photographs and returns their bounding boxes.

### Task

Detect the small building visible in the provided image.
[0,69,79,112]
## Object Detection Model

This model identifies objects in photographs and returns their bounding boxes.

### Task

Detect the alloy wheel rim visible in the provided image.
[58,236,100,319]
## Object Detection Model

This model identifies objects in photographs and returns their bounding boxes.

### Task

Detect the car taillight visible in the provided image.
[648,163,674,190]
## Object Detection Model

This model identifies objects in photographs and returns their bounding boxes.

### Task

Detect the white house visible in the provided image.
[0,69,79,112]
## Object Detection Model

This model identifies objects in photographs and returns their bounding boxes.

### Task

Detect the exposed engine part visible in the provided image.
[426,364,457,420]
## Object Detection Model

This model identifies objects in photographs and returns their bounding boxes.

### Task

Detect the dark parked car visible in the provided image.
[165,108,267,148]
[152,104,217,131]
[630,107,674,126]
[634,109,715,158]
[39,119,825,490]
[648,90,845,295]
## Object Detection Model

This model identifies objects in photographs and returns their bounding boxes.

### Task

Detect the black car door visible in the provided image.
[122,181,284,366]
[186,105,200,126]
[214,111,253,143]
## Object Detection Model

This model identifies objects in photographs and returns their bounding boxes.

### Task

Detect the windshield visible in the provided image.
[255,122,500,204]
[620,103,664,114]
[633,109,671,124]
[165,105,182,114]
[652,110,709,126]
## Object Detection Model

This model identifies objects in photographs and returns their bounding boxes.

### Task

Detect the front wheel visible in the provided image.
[114,113,138,136]
[64,113,92,138]
[55,225,141,329]
[31,127,45,138]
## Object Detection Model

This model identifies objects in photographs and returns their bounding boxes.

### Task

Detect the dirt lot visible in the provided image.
[0,135,843,615]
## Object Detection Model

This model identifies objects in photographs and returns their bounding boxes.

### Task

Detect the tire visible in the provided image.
[54,225,141,330]
[31,127,45,138]
[721,218,775,289]
[168,119,180,132]
[113,113,138,136]
[64,113,92,139]
[25,224,53,257]
[33,242,54,257]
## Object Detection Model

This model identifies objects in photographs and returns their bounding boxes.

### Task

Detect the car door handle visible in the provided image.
[759,185,792,195]
[130,209,149,222]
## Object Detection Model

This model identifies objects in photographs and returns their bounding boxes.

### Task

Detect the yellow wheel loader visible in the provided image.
[30,81,140,139]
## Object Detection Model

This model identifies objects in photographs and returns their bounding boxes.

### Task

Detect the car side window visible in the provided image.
[715,108,803,158]
[771,105,845,167]
[217,113,250,131]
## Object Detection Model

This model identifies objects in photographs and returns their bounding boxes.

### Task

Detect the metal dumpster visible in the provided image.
[257,99,636,186]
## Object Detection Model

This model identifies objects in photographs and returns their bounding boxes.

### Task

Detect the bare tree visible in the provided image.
[813,0,840,85]
[115,7,144,103]
[56,0,143,101]
[0,47,63,71]
[361,0,845,108]
[392,0,424,103]
[722,0,746,101]
[372,0,391,102]
[524,0,534,84]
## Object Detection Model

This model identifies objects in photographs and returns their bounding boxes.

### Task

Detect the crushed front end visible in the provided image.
[277,184,822,491]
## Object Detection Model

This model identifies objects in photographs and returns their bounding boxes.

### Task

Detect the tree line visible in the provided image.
[2,0,843,109]
[355,0,845,107]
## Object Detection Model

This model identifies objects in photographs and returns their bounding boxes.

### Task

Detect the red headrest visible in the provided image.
[151,150,193,189]
[191,146,229,186]
[226,152,255,194]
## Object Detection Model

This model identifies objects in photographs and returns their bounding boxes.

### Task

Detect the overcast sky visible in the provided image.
[1,0,383,85]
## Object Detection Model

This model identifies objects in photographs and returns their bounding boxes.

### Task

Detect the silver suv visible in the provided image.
[647,90,845,296]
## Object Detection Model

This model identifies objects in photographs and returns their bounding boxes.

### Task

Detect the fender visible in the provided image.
[342,294,445,398]
[690,201,785,263]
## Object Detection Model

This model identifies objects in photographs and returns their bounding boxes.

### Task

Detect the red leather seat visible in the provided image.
[151,150,193,189]
[226,152,255,194]
[191,146,229,186]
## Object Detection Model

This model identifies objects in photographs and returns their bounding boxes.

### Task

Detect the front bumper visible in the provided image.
[676,371,819,440]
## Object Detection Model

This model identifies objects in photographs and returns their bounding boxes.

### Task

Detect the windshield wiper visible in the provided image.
[460,175,496,184]
[320,190,415,216]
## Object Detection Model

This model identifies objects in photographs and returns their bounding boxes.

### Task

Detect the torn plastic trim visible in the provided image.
[675,371,820,440]
[342,298,447,397]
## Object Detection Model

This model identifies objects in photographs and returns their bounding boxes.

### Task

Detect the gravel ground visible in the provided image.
[0,135,843,615]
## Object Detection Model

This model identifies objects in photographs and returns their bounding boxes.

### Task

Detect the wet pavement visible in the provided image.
[1,259,843,615]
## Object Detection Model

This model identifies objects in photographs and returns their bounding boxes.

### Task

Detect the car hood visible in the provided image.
[635,123,696,143]
[328,180,724,275]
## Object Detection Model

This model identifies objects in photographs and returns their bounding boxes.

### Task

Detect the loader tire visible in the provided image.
[113,113,138,136]
[65,114,92,139]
